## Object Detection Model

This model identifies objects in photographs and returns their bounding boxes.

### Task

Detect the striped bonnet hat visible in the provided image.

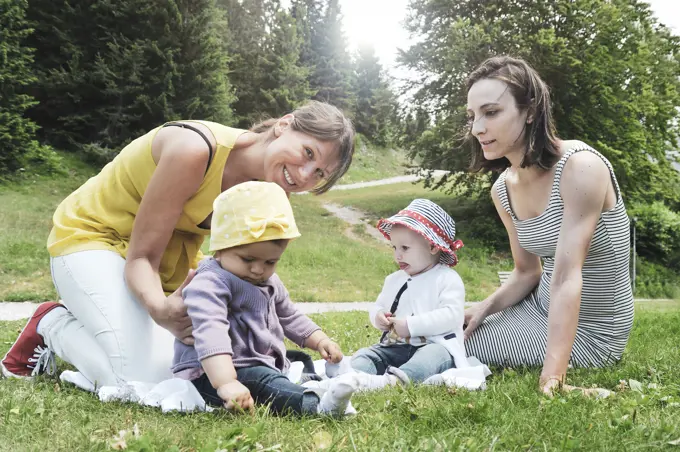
[377,199,464,266]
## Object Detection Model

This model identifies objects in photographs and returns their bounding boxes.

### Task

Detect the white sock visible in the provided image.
[325,356,354,378]
[301,379,333,390]
[317,377,357,416]
[36,306,68,338]
[344,400,357,416]
[349,372,398,393]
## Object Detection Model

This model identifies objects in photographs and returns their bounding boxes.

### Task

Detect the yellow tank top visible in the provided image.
[47,121,246,293]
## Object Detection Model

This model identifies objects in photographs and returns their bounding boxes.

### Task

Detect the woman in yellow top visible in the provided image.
[1,101,354,387]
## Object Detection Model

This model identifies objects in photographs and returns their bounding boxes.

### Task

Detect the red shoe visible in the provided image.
[1,302,64,379]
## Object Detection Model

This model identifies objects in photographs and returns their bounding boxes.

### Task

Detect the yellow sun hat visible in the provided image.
[209,181,301,252]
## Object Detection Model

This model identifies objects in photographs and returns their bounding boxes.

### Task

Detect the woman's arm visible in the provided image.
[483,184,543,313]
[541,152,611,388]
[124,124,216,342]
[464,182,543,337]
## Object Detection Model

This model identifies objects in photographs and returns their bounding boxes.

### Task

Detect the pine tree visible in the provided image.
[0,0,57,175]
[219,0,271,127]
[290,0,323,74]
[258,8,314,116]
[309,0,354,112]
[26,0,234,160]
[220,0,312,126]
[353,44,397,146]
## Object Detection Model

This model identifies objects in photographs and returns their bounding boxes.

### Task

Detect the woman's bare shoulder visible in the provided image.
[151,122,216,165]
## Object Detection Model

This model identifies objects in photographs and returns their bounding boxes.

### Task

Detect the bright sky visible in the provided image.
[339,0,680,73]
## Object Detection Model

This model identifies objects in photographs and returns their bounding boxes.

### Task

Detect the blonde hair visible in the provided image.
[250,101,355,194]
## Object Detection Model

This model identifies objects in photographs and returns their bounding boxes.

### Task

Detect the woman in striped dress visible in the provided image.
[461,56,634,395]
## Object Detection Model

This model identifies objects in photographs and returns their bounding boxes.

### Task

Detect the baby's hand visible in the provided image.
[217,380,254,413]
[375,311,393,331]
[317,338,344,363]
[389,318,410,338]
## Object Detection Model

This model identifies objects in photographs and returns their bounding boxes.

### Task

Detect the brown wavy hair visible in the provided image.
[250,101,355,194]
[466,56,560,172]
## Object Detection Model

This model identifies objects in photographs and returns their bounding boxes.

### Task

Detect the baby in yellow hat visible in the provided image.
[172,181,358,416]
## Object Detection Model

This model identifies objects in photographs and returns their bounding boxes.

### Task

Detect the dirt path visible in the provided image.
[319,170,450,244]
[321,203,387,244]
[329,170,449,191]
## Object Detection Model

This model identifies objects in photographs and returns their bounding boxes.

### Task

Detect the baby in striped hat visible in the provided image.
[347,198,468,391]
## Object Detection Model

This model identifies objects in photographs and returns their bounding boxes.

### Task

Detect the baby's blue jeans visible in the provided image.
[351,343,454,383]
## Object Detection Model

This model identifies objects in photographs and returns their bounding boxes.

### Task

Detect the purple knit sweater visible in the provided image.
[171,258,320,375]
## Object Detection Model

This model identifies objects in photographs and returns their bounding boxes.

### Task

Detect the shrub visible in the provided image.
[628,202,680,269]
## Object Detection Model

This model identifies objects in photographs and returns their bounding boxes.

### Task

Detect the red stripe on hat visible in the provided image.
[398,209,457,248]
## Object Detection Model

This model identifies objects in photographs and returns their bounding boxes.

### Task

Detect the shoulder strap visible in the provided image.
[494,169,516,220]
[162,122,214,175]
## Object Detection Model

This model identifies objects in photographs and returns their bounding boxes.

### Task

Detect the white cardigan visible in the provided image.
[368,264,469,368]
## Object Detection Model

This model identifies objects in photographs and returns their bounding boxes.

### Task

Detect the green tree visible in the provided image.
[26,0,234,160]
[398,108,430,149]
[400,0,680,210]
[309,0,354,111]
[219,0,271,127]
[290,0,323,73]
[220,0,312,126]
[353,44,398,146]
[258,8,314,116]
[0,0,57,175]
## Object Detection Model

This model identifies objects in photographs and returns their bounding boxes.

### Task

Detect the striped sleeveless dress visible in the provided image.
[464,145,634,368]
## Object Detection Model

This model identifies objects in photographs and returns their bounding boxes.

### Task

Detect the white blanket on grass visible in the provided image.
[59,356,491,413]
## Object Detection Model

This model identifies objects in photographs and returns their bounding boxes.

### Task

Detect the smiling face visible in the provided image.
[466,78,531,163]
[389,225,439,276]
[263,115,340,193]
[215,240,288,285]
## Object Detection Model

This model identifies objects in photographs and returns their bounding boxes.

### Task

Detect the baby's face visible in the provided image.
[215,240,288,285]
[389,225,439,276]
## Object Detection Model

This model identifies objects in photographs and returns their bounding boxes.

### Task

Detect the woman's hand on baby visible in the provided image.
[317,338,344,363]
[463,302,489,340]
[152,269,195,345]
[217,380,254,413]
[375,311,393,331]
[389,318,410,338]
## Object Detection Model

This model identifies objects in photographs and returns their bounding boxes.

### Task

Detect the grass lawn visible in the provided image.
[0,301,678,451]
[0,150,404,303]
[336,139,409,184]
[2,154,677,303]
[270,195,397,302]
[0,155,502,304]
[0,156,96,302]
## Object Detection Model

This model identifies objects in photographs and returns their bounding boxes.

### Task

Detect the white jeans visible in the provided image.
[44,250,175,386]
